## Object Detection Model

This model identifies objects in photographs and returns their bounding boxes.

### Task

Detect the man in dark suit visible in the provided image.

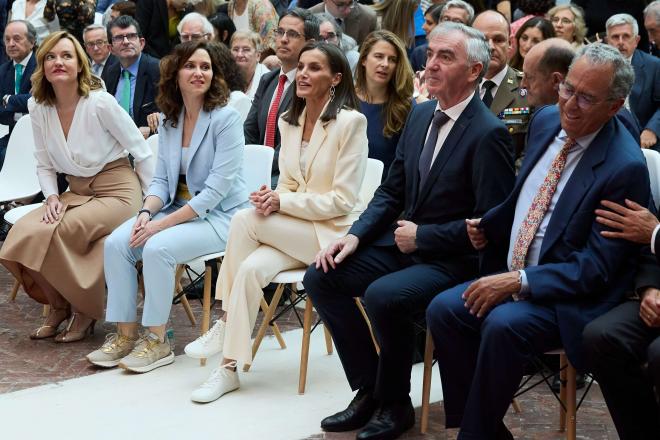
[103,16,160,139]
[606,13,660,149]
[0,19,36,169]
[644,1,660,57]
[473,10,530,159]
[135,0,186,58]
[309,0,376,46]
[426,43,649,439]
[83,23,117,78]
[303,23,515,440]
[244,8,319,188]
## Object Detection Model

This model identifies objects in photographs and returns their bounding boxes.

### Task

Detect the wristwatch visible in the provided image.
[138,208,153,220]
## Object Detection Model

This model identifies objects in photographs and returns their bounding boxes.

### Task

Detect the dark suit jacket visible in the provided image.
[489,65,529,158]
[244,68,293,188]
[630,49,660,140]
[102,53,160,129]
[0,53,36,141]
[135,0,184,58]
[348,94,515,277]
[100,53,118,78]
[479,105,650,371]
[309,2,377,46]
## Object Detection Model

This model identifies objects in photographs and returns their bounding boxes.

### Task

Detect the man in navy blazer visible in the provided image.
[304,23,515,440]
[0,20,36,169]
[103,16,160,138]
[606,13,660,149]
[426,43,650,439]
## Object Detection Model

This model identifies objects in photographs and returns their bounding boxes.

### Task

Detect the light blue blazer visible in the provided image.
[146,105,249,241]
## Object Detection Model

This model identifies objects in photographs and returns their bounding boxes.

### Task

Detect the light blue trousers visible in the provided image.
[104,210,226,326]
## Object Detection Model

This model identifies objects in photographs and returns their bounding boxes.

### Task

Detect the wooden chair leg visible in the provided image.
[243,283,285,372]
[42,304,50,317]
[354,298,380,354]
[298,296,314,394]
[565,358,577,440]
[559,354,568,432]
[323,325,333,355]
[9,279,20,301]
[511,399,522,414]
[172,264,196,326]
[260,297,286,349]
[421,329,434,434]
[199,264,212,367]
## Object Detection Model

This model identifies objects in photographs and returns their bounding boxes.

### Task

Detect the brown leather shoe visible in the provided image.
[54,313,96,343]
[29,307,70,339]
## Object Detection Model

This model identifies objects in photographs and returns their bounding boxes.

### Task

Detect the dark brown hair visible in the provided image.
[156,41,230,128]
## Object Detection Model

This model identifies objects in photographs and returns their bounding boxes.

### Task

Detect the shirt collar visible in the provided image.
[121,54,141,77]
[13,52,32,68]
[280,67,297,83]
[557,127,602,151]
[434,91,475,122]
[482,64,508,88]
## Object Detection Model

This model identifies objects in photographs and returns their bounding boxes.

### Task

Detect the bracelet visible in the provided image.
[138,209,153,220]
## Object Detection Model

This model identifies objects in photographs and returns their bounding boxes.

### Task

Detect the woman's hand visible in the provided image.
[129,211,151,244]
[42,195,63,224]
[147,113,161,134]
[129,216,165,248]
[250,185,280,216]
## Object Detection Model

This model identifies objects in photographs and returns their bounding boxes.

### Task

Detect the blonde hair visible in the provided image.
[547,4,588,44]
[230,30,262,53]
[372,0,419,48]
[31,31,102,106]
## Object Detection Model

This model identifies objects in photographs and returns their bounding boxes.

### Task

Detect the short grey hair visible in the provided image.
[606,13,639,37]
[570,43,635,101]
[429,21,490,83]
[177,12,214,37]
[6,19,37,45]
[314,12,344,42]
[644,1,660,24]
[441,0,475,24]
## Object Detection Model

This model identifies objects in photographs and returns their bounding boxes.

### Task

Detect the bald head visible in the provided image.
[472,10,511,78]
[521,38,575,107]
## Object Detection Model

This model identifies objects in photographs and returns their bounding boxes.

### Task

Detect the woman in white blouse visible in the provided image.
[10,0,60,44]
[229,30,269,101]
[0,31,153,343]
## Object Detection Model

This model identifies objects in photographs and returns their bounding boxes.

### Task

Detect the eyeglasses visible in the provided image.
[180,33,210,42]
[275,28,304,40]
[111,32,139,44]
[84,39,108,49]
[551,17,574,26]
[231,46,255,54]
[558,82,610,110]
[329,0,356,10]
[321,32,338,43]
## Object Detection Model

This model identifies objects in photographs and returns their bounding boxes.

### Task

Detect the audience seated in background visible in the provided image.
[243,8,319,188]
[427,43,647,440]
[83,23,117,77]
[355,30,413,173]
[606,13,660,150]
[372,0,419,52]
[212,42,251,120]
[86,40,249,374]
[230,30,269,100]
[177,11,214,42]
[304,22,515,440]
[409,3,444,72]
[509,16,554,71]
[183,42,368,404]
[43,0,95,44]
[135,0,189,59]
[226,0,279,52]
[547,3,588,49]
[0,31,153,344]
[314,12,358,76]
[102,15,160,139]
[110,0,136,20]
[0,20,37,168]
[644,1,660,56]
[10,0,60,44]
[210,12,236,46]
[308,0,377,46]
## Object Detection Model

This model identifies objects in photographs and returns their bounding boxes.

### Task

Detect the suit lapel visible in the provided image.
[409,104,436,207]
[284,110,305,185]
[302,106,329,180]
[630,51,644,111]
[133,56,147,120]
[104,62,120,95]
[491,66,517,116]
[21,55,36,92]
[186,109,211,171]
[168,111,185,193]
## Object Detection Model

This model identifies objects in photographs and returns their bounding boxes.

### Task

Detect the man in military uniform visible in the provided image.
[473,10,530,160]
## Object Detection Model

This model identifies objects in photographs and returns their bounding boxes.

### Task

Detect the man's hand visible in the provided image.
[462,272,521,318]
[314,234,359,273]
[640,287,660,328]
[394,220,418,253]
[641,129,657,149]
[466,218,487,250]
[596,199,659,244]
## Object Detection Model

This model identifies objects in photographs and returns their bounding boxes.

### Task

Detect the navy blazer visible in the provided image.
[348,94,515,277]
[135,0,184,58]
[630,49,660,138]
[102,53,160,129]
[479,105,650,371]
[244,68,293,188]
[0,52,36,135]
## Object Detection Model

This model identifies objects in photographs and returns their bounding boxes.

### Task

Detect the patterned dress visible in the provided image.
[44,0,95,43]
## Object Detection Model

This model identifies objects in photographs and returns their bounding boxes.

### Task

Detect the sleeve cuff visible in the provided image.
[651,224,660,255]
[519,270,530,296]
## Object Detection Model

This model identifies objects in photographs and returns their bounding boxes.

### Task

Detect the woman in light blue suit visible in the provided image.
[86,41,248,373]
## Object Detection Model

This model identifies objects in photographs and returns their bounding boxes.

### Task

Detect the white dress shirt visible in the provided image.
[479,65,508,103]
[268,68,296,112]
[246,63,270,100]
[11,0,59,44]
[29,90,154,198]
[424,92,475,166]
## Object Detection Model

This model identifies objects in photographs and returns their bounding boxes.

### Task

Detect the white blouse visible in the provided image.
[11,0,60,45]
[246,63,270,101]
[29,90,154,198]
[228,90,252,122]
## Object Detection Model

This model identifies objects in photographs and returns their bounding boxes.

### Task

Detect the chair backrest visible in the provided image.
[146,133,159,157]
[0,115,40,202]
[243,144,274,193]
[642,148,660,209]
[359,158,384,206]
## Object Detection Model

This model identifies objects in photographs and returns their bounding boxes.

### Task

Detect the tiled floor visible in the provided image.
[0,258,620,439]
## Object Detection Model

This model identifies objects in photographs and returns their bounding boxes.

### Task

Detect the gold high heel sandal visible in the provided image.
[54,313,96,343]
[29,307,70,340]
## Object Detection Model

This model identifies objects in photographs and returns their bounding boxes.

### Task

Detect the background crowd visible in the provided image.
[0,1,659,440]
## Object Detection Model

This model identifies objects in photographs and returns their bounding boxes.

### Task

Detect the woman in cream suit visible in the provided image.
[184,42,369,403]
[85,41,248,373]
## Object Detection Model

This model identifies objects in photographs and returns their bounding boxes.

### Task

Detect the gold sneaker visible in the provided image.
[118,333,174,373]
[86,333,138,368]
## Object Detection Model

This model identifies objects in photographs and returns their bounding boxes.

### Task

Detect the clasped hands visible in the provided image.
[250,185,280,216]
[640,288,660,328]
[129,211,165,248]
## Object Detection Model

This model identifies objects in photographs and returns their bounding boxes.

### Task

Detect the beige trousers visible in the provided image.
[216,208,321,364]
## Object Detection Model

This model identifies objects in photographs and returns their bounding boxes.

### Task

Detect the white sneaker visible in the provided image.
[184,319,226,359]
[191,362,240,403]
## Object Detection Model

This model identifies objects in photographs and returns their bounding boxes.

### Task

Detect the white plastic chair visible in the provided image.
[0,115,39,202]
[642,149,660,209]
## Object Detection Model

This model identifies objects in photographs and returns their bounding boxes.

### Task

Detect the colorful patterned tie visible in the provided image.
[510,138,577,270]
[120,69,131,115]
[264,74,287,148]
[14,64,23,95]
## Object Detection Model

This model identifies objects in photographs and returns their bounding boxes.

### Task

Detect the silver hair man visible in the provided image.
[441,0,475,25]
[571,43,635,100]
[429,21,490,82]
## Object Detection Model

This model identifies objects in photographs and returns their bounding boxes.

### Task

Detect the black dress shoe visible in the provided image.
[497,421,514,440]
[321,388,377,432]
[550,373,586,393]
[356,400,415,440]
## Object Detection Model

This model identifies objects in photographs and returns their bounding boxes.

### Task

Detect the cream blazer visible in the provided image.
[276,106,368,248]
